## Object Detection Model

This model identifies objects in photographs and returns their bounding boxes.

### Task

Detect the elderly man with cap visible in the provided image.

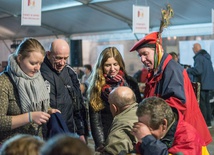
[130,31,212,145]
[129,4,212,145]
[129,32,212,145]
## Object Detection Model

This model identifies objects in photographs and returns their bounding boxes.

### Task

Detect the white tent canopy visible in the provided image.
[0,0,213,41]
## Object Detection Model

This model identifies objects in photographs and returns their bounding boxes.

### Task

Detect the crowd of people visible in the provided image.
[0,5,214,155]
[0,36,213,155]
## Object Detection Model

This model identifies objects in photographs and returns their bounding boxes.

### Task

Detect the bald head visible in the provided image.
[192,43,201,54]
[50,39,70,55]
[47,39,70,72]
[109,86,136,109]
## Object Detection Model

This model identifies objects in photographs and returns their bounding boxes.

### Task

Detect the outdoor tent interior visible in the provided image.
[0,0,214,154]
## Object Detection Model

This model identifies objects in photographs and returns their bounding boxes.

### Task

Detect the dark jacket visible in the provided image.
[89,75,142,148]
[47,112,69,138]
[41,56,86,136]
[187,49,214,90]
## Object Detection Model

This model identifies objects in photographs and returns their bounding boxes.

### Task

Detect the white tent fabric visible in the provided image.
[0,0,213,40]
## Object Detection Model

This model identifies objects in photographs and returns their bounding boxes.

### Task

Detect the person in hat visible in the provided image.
[129,4,212,145]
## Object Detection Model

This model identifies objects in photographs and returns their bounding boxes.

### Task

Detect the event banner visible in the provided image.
[21,0,41,26]
[132,5,149,34]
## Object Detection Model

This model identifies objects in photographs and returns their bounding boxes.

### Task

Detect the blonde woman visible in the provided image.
[0,38,59,144]
[87,47,141,151]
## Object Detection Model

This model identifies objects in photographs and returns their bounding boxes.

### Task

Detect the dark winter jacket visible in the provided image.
[187,49,214,90]
[89,75,142,149]
[41,56,86,136]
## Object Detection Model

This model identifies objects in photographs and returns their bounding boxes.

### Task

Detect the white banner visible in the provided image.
[132,5,149,34]
[21,0,42,26]
[212,9,214,34]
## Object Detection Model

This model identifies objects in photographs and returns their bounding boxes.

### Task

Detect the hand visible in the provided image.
[79,135,86,143]
[48,108,61,114]
[31,111,50,125]
[131,122,151,142]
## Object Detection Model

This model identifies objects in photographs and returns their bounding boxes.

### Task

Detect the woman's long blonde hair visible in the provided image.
[87,47,126,111]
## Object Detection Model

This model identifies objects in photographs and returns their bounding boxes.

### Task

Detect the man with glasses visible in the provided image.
[40,39,87,142]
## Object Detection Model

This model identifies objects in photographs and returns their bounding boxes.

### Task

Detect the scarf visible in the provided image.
[6,54,49,113]
[101,70,128,103]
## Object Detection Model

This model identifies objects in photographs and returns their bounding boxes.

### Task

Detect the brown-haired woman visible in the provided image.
[87,47,141,151]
